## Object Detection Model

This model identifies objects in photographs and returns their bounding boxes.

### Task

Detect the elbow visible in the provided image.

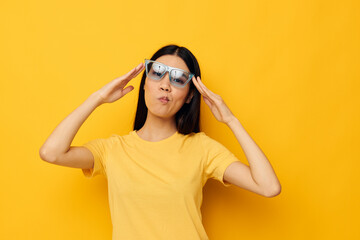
[39,147,56,163]
[264,184,282,198]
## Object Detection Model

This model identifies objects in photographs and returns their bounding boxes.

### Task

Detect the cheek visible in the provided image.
[144,80,154,96]
[145,78,159,91]
[143,81,163,107]
[173,89,189,103]
[143,81,152,104]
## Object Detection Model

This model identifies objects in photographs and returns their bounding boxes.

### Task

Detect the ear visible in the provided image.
[186,90,194,104]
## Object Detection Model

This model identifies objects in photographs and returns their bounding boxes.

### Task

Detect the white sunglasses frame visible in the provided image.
[144,59,195,88]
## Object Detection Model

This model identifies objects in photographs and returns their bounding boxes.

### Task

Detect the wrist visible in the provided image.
[88,92,104,107]
[226,116,240,127]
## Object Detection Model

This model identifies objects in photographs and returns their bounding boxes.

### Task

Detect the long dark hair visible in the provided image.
[133,44,201,135]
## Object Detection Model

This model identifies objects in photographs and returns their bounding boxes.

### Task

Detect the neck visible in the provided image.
[136,112,177,141]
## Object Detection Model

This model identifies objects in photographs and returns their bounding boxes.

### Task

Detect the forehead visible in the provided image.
[154,55,190,73]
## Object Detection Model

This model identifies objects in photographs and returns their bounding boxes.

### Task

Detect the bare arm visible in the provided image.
[191,76,281,197]
[39,62,145,163]
[39,93,102,162]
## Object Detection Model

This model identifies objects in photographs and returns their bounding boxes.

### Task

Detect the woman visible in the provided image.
[39,44,281,240]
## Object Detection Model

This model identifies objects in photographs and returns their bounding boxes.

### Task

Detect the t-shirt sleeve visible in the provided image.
[201,133,240,187]
[81,137,109,179]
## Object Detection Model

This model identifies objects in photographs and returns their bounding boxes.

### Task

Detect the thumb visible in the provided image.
[122,85,134,96]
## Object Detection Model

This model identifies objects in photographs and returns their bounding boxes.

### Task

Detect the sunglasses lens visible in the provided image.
[170,70,189,87]
[147,62,165,80]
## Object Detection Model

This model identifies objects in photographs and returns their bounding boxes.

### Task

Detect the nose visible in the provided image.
[159,72,171,92]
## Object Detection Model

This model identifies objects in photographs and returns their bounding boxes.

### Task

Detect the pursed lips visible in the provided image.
[158,97,170,102]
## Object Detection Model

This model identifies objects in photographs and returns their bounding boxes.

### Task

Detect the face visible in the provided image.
[143,55,194,119]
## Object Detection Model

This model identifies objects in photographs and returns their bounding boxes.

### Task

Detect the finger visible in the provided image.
[126,64,141,78]
[114,63,144,87]
[113,68,135,85]
[127,63,144,79]
[196,76,218,100]
[127,63,145,82]
[193,76,214,103]
[193,76,210,101]
[131,63,145,78]
[122,85,134,96]
[192,76,205,96]
[202,95,212,106]
[192,77,216,107]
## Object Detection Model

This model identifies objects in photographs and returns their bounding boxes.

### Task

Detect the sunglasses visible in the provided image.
[144,59,195,88]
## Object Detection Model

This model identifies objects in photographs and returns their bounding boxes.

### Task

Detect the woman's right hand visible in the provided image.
[94,62,145,104]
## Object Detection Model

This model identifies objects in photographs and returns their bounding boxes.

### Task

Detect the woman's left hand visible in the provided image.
[192,76,236,125]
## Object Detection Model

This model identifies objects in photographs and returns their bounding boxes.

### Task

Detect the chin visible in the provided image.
[147,107,177,119]
[155,111,175,119]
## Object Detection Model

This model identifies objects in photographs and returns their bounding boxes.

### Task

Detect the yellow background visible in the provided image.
[1,0,359,239]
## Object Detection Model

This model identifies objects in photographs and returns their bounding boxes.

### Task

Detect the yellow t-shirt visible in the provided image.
[82,130,240,240]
